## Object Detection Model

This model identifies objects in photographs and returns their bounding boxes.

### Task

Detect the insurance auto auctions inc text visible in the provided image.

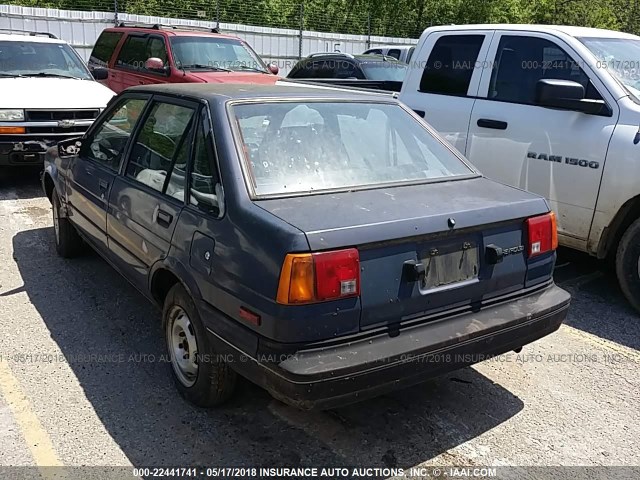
[254,467,496,478]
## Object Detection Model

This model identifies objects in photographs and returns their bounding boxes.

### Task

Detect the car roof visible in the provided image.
[104,26,241,41]
[424,24,640,40]
[0,33,66,44]
[129,81,397,102]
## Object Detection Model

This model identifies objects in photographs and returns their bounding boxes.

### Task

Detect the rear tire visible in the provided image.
[163,283,237,407]
[616,217,640,313]
[52,189,82,258]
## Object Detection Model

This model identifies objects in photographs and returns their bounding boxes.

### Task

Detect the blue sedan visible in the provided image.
[42,83,570,410]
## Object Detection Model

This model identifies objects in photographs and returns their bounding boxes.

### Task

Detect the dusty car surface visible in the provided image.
[41,83,570,410]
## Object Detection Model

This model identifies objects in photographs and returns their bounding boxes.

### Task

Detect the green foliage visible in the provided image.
[5,0,640,37]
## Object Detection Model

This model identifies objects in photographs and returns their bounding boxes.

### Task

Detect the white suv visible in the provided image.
[0,30,114,168]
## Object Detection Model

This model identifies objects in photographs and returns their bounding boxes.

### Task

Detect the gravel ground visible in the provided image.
[0,169,638,478]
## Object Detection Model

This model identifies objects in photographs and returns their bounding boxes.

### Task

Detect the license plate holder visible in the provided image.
[420,240,479,291]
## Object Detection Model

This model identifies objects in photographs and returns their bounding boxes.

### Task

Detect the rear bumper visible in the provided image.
[204,283,570,410]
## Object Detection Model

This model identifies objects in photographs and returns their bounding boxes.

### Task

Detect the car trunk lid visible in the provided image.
[257,177,550,330]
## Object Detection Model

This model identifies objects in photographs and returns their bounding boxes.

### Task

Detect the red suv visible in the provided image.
[88,23,280,93]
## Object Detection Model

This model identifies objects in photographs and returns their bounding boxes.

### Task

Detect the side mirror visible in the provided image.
[58,137,82,158]
[144,57,166,72]
[267,63,279,75]
[535,79,610,116]
[92,67,109,81]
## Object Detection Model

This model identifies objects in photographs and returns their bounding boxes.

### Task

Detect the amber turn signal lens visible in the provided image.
[0,126,26,134]
[276,254,315,304]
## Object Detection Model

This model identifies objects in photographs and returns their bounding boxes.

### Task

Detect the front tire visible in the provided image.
[616,217,640,313]
[51,189,82,258]
[163,283,237,407]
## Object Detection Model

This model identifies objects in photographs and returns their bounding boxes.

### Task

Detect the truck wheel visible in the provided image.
[51,189,82,258]
[163,283,237,407]
[616,217,640,313]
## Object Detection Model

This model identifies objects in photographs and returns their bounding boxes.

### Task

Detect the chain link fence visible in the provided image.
[2,0,428,39]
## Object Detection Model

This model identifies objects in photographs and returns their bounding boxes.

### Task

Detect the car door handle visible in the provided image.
[477,118,508,130]
[156,209,173,228]
[413,109,426,118]
[98,179,109,191]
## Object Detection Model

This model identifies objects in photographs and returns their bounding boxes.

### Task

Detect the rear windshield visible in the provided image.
[232,101,475,197]
[360,61,407,81]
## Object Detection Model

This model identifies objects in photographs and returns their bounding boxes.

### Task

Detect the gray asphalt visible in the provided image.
[0,169,638,476]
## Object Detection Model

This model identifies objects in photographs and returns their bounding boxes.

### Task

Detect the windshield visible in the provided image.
[579,37,640,100]
[0,40,91,79]
[232,101,474,197]
[360,61,407,81]
[170,37,267,73]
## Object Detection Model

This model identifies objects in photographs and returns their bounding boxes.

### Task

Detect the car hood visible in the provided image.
[0,78,115,109]
[256,177,549,250]
[188,71,280,84]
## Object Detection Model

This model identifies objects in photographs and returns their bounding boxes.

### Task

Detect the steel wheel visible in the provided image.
[167,305,199,387]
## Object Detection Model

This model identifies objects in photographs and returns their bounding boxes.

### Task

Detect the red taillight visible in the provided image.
[526,212,558,257]
[276,248,360,305]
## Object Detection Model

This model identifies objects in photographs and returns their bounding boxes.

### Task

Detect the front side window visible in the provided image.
[116,35,168,73]
[232,101,474,197]
[82,98,147,170]
[170,36,267,73]
[126,102,196,200]
[489,35,599,104]
[0,41,92,79]
[419,35,484,95]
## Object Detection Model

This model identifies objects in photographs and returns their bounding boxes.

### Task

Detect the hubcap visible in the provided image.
[167,306,199,387]
[52,201,60,245]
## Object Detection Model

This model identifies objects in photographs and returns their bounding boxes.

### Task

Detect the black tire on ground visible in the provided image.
[163,283,237,407]
[616,217,640,313]
[51,189,82,258]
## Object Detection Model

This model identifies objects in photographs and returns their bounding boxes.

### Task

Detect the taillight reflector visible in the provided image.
[277,248,360,305]
[526,212,558,257]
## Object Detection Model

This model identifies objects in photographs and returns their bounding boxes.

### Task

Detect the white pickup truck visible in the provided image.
[399,24,640,312]
[0,30,114,171]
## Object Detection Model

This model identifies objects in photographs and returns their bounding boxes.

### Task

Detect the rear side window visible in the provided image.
[89,31,123,67]
[190,112,221,215]
[419,35,484,96]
